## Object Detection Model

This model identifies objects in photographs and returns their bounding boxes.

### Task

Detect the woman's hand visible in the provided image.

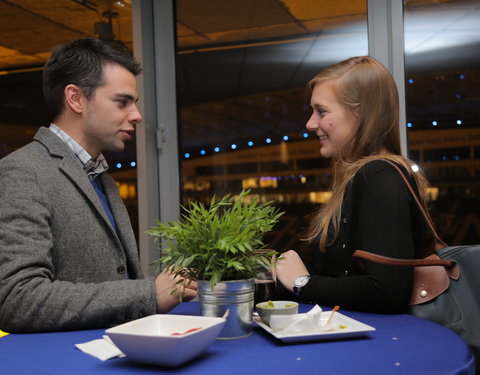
[275,250,309,292]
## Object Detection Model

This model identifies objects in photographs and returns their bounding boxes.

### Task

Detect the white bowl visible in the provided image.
[105,314,226,367]
[256,300,299,325]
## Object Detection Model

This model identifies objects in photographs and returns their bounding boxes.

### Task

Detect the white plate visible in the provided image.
[254,312,375,343]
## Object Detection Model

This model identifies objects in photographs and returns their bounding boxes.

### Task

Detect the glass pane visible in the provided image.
[0,0,138,240]
[404,0,480,245]
[175,0,368,253]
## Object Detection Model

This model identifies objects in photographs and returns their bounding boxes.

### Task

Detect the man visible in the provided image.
[0,38,196,332]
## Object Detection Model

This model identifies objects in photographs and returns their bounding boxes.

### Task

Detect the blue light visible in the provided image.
[457,120,462,125]
[130,161,136,167]
[214,147,220,152]
[247,141,254,147]
[185,153,190,159]
[459,74,465,79]
[432,121,438,126]
[266,138,272,144]
[408,78,414,84]
[303,132,309,138]
[283,135,289,141]
[231,144,237,150]
[407,122,413,128]
[116,163,122,169]
[454,155,460,161]
[200,149,206,155]
[442,156,447,161]
[455,93,462,99]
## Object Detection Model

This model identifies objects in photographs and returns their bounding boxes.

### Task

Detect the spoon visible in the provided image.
[326,305,340,325]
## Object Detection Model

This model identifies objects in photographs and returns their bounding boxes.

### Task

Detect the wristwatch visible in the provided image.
[293,274,310,297]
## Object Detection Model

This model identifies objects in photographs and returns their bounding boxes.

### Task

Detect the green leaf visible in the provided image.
[145,189,284,289]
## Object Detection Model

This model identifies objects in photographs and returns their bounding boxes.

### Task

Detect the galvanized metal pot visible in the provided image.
[198,278,254,339]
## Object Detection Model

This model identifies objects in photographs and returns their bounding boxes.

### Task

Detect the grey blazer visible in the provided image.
[0,127,157,332]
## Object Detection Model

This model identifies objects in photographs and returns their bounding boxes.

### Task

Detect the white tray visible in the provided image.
[254,312,375,343]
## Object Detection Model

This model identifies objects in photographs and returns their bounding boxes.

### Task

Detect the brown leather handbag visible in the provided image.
[353,160,480,364]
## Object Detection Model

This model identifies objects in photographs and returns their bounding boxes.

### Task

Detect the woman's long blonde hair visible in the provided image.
[305,56,431,251]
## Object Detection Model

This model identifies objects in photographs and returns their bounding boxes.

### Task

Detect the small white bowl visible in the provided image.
[105,314,225,367]
[256,300,299,325]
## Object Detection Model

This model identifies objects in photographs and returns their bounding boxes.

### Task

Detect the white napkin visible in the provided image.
[75,335,125,361]
[268,305,334,334]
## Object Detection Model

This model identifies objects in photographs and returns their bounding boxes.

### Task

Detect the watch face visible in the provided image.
[294,275,309,288]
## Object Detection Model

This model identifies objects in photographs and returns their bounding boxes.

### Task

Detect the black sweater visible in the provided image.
[299,159,428,313]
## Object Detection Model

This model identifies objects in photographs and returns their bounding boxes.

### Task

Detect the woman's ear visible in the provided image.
[64,84,84,114]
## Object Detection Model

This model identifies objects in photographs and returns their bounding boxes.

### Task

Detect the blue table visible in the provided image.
[0,302,475,374]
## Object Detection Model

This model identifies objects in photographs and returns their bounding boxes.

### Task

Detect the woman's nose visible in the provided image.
[305,114,317,131]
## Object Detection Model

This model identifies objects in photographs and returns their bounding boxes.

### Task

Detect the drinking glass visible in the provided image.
[254,250,277,306]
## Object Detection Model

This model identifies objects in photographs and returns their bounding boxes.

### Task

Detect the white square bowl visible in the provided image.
[105,314,226,367]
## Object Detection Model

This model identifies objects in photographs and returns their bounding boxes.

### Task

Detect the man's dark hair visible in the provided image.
[42,38,142,120]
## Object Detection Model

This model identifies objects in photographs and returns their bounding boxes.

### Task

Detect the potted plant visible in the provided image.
[147,189,284,338]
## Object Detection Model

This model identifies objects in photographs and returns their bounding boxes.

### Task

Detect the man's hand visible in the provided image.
[154,268,197,313]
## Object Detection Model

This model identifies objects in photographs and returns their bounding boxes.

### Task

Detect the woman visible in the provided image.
[275,56,433,313]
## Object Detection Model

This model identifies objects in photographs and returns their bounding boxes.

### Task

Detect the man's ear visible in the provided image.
[64,84,84,114]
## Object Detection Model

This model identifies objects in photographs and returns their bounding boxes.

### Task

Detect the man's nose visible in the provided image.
[129,105,142,125]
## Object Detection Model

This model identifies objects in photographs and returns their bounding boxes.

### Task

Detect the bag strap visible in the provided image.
[353,249,455,269]
[352,159,459,276]
[381,159,448,250]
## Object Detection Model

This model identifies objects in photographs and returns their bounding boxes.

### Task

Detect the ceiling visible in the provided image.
[2,0,479,72]
[0,0,368,71]
[0,0,133,71]
[1,0,480,154]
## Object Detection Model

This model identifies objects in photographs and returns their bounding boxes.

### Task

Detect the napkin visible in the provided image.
[75,335,125,361]
[268,305,334,334]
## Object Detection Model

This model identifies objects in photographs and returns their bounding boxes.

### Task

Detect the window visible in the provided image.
[405,0,480,244]
[175,0,368,253]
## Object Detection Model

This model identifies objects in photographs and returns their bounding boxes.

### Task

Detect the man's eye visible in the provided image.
[117,100,128,107]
